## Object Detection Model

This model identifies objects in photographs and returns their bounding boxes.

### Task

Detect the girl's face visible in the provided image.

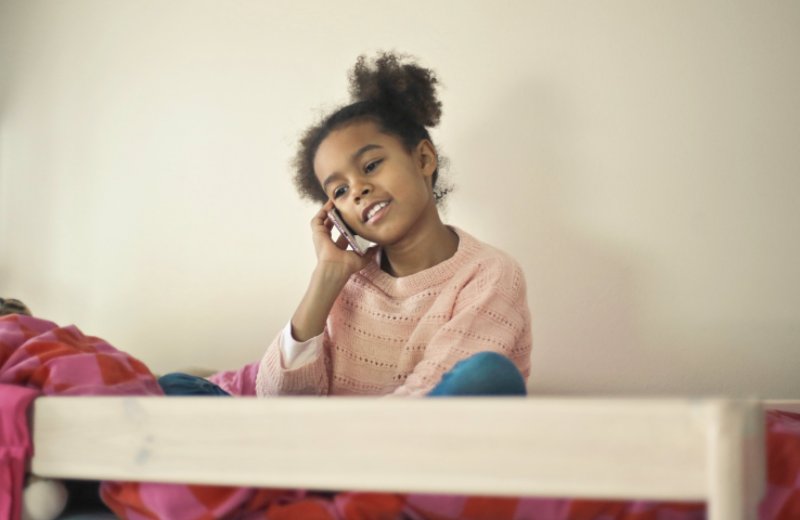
[314,120,437,246]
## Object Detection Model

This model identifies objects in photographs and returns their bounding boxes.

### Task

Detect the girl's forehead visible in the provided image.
[320,121,385,154]
[314,121,398,176]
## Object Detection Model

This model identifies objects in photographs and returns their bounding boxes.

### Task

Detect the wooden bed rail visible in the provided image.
[30,397,764,520]
[764,400,800,414]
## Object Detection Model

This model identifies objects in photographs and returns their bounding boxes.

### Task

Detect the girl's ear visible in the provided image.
[416,139,438,178]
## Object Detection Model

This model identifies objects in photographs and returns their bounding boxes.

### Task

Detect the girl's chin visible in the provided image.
[365,232,405,249]
[362,215,422,246]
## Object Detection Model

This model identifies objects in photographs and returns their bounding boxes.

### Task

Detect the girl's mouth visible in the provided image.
[363,200,391,224]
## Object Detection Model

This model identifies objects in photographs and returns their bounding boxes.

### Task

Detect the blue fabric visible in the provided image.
[158,351,526,397]
[158,372,230,396]
[427,351,527,397]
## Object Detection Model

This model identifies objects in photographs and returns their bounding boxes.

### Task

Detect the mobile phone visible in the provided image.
[328,208,368,255]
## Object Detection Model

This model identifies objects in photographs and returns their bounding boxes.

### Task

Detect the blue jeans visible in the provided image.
[157,372,231,396]
[426,351,527,397]
[158,351,527,397]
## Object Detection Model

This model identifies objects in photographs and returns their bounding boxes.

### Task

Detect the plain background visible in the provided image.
[1,1,798,397]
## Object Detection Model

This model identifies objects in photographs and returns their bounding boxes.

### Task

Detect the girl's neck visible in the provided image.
[380,210,459,278]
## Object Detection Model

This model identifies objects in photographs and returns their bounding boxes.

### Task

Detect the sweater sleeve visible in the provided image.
[255,325,330,396]
[210,323,324,396]
[389,256,532,397]
[280,322,325,369]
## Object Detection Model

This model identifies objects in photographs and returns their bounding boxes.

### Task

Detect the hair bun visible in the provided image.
[348,52,442,128]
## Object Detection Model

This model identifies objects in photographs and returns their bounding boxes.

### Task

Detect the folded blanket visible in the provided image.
[0,314,161,396]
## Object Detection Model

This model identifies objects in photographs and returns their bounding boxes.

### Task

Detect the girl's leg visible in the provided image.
[158,372,231,396]
[427,351,527,397]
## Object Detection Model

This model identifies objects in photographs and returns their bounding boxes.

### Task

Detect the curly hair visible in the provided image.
[292,51,452,204]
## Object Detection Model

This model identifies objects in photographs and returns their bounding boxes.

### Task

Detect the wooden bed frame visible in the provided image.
[28,397,794,520]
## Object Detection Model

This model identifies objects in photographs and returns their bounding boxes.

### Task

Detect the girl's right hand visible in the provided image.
[310,200,376,279]
[291,201,376,342]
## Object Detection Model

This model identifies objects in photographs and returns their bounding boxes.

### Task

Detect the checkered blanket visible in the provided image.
[2,313,798,519]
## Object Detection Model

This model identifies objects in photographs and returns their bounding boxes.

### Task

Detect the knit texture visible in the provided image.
[256,227,532,397]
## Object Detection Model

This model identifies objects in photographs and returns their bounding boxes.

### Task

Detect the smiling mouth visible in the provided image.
[363,201,390,223]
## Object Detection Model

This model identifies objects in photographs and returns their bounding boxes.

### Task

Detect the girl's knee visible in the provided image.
[158,372,230,396]
[430,351,527,397]
[455,351,518,374]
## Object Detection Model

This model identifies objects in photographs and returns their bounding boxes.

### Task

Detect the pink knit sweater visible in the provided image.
[255,227,532,397]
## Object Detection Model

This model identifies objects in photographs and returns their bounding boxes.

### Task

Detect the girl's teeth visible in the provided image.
[367,202,387,221]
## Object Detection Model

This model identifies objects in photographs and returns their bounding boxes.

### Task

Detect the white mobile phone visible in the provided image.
[328,208,368,255]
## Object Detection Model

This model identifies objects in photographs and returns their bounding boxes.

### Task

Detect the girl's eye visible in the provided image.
[364,159,383,174]
[333,186,348,199]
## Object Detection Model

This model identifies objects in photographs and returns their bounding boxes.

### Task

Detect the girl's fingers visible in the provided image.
[316,201,333,220]
[312,213,331,233]
[312,200,336,228]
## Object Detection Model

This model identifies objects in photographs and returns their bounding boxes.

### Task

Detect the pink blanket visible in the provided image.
[0,385,38,520]
[2,314,799,519]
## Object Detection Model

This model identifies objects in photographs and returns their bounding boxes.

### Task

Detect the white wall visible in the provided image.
[1,0,798,397]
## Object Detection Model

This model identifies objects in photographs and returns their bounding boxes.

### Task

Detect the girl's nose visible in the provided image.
[354,185,371,203]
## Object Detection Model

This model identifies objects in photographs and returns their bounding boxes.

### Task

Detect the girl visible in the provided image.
[8,52,533,519]
[162,51,532,399]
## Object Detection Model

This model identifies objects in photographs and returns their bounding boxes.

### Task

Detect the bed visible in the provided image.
[27,396,787,520]
[2,314,797,519]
